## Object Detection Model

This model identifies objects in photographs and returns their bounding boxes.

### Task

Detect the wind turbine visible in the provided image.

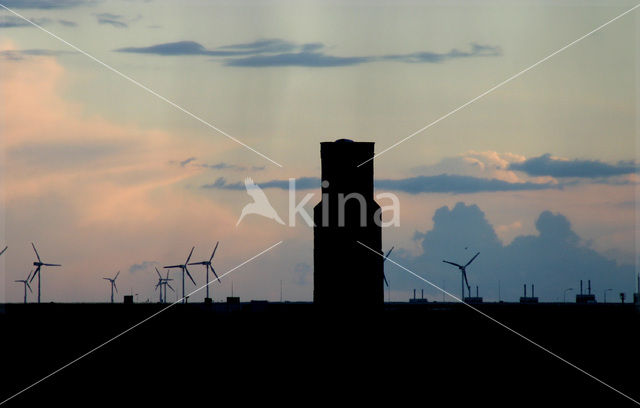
[15,270,33,303]
[154,267,174,303]
[442,252,480,301]
[154,267,165,303]
[382,246,394,302]
[188,242,221,301]
[164,247,196,304]
[103,271,120,303]
[0,246,7,257]
[162,272,175,303]
[29,243,61,303]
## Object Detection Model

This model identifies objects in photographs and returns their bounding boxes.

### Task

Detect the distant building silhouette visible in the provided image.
[519,284,538,304]
[313,140,383,306]
[576,280,596,304]
[409,289,428,304]
[465,285,483,304]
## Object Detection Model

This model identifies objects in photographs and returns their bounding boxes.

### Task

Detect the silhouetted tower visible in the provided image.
[314,140,383,306]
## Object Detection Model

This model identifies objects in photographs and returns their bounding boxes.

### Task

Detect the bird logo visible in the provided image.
[236,177,285,226]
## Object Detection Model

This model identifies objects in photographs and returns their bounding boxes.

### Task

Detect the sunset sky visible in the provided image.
[0,0,638,304]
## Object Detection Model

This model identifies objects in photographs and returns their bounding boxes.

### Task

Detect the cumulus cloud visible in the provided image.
[203,175,557,194]
[413,151,638,185]
[412,151,528,183]
[509,154,637,178]
[116,38,502,67]
[395,202,634,302]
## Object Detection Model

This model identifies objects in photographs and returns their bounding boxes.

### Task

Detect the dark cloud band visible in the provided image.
[510,154,637,178]
[203,174,557,194]
[1,0,86,9]
[116,39,502,68]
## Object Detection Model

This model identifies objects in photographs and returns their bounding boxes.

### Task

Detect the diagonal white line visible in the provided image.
[357,3,640,167]
[0,240,283,406]
[0,3,283,168]
[356,240,640,406]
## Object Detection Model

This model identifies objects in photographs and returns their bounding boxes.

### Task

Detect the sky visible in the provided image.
[0,0,638,304]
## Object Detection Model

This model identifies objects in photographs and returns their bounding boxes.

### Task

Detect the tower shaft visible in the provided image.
[313,140,383,307]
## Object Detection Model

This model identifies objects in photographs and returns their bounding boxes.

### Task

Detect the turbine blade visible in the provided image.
[185,246,195,265]
[43,263,61,267]
[465,252,480,267]
[114,271,120,280]
[187,262,206,265]
[114,282,118,293]
[442,260,462,268]
[155,267,162,278]
[29,267,40,283]
[167,283,175,292]
[210,241,219,262]
[384,246,394,260]
[31,243,41,262]
[0,246,7,256]
[103,278,110,280]
[26,270,33,281]
[383,273,389,287]
[26,282,32,293]
[210,266,221,283]
[164,265,181,269]
[185,267,196,286]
